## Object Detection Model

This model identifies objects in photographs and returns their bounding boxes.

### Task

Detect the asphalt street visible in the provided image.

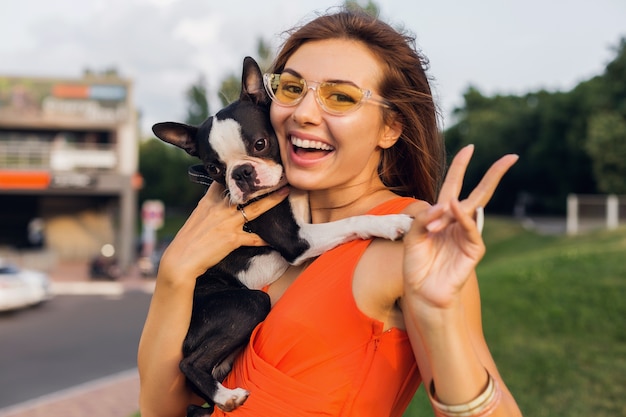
[0,291,152,409]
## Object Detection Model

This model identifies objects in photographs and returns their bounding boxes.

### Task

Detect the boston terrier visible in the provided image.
[152,57,412,417]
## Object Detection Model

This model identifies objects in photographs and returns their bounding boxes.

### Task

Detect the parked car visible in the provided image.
[0,259,53,312]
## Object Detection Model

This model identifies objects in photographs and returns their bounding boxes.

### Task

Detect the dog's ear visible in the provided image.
[152,122,199,157]
[240,56,270,106]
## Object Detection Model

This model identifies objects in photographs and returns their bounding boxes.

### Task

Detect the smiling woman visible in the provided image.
[138,7,522,417]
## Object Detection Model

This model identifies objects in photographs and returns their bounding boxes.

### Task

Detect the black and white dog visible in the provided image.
[152,57,412,417]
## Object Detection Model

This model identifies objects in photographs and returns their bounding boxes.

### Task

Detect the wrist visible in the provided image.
[428,370,502,417]
[405,298,488,403]
[408,295,465,331]
[155,260,199,292]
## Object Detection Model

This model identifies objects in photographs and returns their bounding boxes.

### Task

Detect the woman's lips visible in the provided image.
[288,135,335,164]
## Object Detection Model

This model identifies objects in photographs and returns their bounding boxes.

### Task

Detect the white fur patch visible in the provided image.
[236,251,289,289]
[209,119,247,160]
[213,382,248,411]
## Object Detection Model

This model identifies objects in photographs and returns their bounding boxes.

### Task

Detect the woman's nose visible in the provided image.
[291,86,323,125]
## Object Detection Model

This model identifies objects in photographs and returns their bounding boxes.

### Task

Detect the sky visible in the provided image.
[1,0,625,135]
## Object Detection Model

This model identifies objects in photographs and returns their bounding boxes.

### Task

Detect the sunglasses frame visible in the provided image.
[263,73,391,115]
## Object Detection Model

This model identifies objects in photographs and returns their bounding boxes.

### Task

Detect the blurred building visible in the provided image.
[0,72,140,270]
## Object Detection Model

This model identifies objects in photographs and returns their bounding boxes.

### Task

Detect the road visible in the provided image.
[0,291,152,409]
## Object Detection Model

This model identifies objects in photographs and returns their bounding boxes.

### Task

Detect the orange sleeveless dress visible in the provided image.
[214,197,421,416]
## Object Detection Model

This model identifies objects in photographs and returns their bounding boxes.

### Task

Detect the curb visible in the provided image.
[50,281,155,296]
[0,369,140,417]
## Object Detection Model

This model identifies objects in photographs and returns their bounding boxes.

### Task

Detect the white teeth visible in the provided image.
[290,136,334,151]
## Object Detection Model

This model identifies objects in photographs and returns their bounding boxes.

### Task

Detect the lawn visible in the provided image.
[404,218,626,417]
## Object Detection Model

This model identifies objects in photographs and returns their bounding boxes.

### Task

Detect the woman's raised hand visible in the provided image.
[402,145,518,310]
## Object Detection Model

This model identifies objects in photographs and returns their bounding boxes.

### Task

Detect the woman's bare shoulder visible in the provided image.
[401,199,431,214]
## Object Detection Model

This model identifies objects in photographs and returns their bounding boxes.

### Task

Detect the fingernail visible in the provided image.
[426,219,442,232]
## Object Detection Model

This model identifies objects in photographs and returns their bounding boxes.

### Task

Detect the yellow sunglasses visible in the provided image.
[263,72,391,115]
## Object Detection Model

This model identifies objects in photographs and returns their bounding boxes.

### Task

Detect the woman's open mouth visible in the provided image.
[290,136,335,160]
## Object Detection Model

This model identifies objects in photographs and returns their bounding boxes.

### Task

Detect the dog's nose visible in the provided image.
[232,164,257,191]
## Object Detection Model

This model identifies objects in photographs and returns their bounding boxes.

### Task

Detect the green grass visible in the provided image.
[404,218,626,417]
[133,217,626,417]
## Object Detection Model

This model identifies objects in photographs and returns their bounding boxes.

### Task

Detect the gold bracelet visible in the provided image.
[428,371,501,417]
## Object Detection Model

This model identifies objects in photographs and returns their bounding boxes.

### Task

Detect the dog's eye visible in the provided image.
[253,138,268,152]
[207,164,221,176]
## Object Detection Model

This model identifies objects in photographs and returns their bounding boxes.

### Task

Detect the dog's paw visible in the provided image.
[215,387,249,412]
[370,214,413,241]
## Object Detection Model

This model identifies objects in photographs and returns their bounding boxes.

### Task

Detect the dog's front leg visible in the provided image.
[292,214,413,264]
[181,353,250,413]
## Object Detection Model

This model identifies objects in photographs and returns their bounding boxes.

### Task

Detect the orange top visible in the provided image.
[214,197,421,416]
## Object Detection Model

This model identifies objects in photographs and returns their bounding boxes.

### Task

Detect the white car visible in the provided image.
[0,259,53,312]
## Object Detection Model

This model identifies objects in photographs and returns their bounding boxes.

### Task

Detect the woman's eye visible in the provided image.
[282,83,303,95]
[329,92,356,103]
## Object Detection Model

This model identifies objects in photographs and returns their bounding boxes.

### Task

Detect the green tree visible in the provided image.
[217,74,240,107]
[447,87,553,212]
[138,138,204,211]
[345,0,380,16]
[445,37,626,214]
[603,37,626,114]
[585,112,626,193]
[218,36,275,107]
[256,37,273,72]
[185,74,210,125]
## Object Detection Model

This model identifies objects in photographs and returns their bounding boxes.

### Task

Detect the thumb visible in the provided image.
[403,202,445,242]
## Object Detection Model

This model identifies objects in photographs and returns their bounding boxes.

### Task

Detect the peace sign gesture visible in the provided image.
[401,145,519,311]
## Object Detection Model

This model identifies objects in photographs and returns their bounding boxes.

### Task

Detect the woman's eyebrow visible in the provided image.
[281,68,302,78]
[281,67,358,86]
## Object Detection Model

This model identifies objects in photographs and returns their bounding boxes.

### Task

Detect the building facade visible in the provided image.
[0,73,140,271]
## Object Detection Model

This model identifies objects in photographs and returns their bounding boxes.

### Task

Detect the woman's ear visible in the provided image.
[378,116,403,149]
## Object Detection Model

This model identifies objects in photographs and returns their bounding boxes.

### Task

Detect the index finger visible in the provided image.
[437,144,475,204]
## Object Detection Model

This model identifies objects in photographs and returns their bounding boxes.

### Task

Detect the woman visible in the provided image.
[138,8,522,417]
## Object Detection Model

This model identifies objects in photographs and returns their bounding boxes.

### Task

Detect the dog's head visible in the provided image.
[152,57,285,205]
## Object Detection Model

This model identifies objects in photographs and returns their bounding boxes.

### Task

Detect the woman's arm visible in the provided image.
[401,146,522,416]
[137,183,289,417]
[402,272,522,417]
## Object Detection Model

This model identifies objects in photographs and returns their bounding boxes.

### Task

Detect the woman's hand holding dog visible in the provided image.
[158,182,290,288]
[139,182,289,417]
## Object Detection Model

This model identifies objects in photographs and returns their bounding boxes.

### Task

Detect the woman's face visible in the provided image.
[270,39,399,195]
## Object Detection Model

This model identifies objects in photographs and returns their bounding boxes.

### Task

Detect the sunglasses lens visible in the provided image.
[318,83,364,113]
[267,73,305,105]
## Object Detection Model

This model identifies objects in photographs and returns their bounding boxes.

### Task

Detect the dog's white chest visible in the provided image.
[236,251,289,290]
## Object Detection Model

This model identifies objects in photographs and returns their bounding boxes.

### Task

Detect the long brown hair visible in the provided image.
[270,8,445,204]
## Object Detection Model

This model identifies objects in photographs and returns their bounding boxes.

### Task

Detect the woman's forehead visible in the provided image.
[284,39,384,86]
